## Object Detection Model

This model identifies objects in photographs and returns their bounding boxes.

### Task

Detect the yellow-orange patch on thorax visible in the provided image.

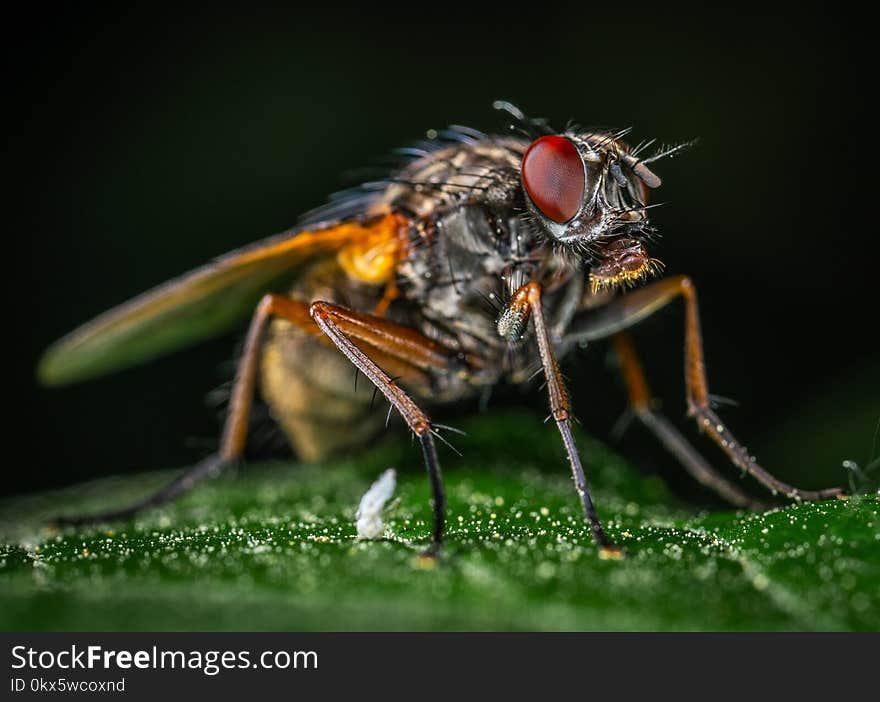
[336,212,410,285]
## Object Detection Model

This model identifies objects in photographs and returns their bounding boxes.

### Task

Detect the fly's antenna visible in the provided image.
[639,139,699,165]
[620,153,662,188]
[609,162,629,187]
[623,138,699,189]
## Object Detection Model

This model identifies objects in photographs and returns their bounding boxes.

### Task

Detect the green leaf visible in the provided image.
[1,411,877,631]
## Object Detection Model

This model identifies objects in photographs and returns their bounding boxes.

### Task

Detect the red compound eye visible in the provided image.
[521,135,585,223]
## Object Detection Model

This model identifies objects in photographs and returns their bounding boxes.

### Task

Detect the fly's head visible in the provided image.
[505,105,692,293]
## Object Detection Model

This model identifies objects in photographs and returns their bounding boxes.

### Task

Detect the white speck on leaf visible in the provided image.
[356,469,397,539]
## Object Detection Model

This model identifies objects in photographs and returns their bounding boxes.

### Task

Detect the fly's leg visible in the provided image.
[568,276,845,502]
[55,294,465,533]
[507,282,620,557]
[612,332,765,509]
[309,301,463,554]
[52,294,309,526]
[51,455,229,526]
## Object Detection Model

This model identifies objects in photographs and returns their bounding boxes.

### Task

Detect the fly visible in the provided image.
[37,101,846,557]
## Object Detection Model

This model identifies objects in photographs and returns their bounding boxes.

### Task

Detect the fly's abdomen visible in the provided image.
[260,320,384,460]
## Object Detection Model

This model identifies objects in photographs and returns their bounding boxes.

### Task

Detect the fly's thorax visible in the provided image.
[398,203,541,321]
[285,257,380,307]
[380,140,524,218]
[393,197,586,387]
[396,206,506,361]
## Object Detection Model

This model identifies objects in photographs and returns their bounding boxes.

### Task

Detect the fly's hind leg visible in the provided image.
[53,294,307,526]
[55,294,465,542]
[568,276,845,502]
[51,454,229,526]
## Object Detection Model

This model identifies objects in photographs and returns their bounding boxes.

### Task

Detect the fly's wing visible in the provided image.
[37,213,404,386]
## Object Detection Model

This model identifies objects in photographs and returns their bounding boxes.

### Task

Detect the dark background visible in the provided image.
[9,3,877,499]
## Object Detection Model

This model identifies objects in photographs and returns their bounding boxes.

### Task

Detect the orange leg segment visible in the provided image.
[613,332,764,508]
[56,293,466,547]
[569,276,845,502]
[507,282,619,555]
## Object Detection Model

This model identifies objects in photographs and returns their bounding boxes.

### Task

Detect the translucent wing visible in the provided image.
[38,213,404,386]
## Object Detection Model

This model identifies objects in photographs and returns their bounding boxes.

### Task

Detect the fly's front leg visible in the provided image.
[612,332,765,509]
[506,282,620,557]
[569,276,845,502]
